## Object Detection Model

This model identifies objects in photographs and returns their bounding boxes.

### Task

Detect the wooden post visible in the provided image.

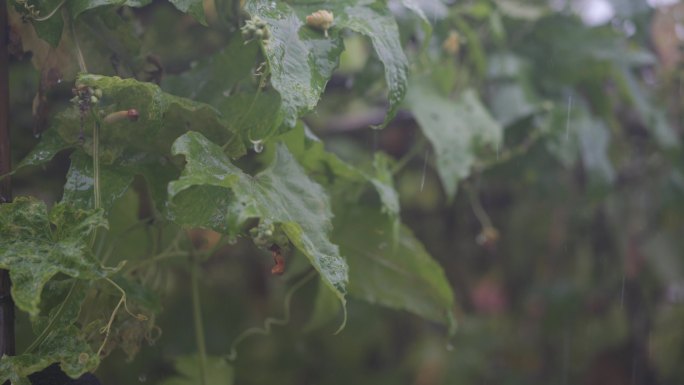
[0,0,16,359]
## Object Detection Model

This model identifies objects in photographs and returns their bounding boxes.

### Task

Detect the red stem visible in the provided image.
[0,0,16,358]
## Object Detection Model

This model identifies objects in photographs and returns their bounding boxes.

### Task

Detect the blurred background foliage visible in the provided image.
[5,0,684,384]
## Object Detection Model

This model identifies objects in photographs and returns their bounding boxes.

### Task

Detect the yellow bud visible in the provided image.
[306,10,334,37]
[442,30,461,55]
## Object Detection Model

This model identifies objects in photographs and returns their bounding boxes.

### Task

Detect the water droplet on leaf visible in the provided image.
[251,139,264,153]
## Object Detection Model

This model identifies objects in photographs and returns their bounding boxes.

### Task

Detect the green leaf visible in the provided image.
[244,0,344,128]
[280,124,399,221]
[245,0,409,128]
[24,0,65,47]
[333,206,455,326]
[0,197,115,315]
[160,355,233,385]
[161,36,259,105]
[63,150,134,213]
[397,0,433,49]
[168,132,348,305]
[167,0,207,25]
[58,74,244,162]
[407,81,502,198]
[619,66,679,149]
[61,148,178,213]
[15,129,71,171]
[304,279,343,332]
[68,0,126,18]
[0,325,99,384]
[67,0,205,24]
[42,74,242,212]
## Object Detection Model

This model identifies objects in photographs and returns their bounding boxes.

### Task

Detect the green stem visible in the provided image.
[191,259,208,385]
[67,10,87,73]
[464,180,493,230]
[89,115,101,249]
[32,0,66,21]
[227,269,316,361]
[93,119,101,210]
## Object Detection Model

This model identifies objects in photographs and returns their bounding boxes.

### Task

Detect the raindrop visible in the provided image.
[228,236,238,245]
[565,94,573,140]
[620,275,625,308]
[676,24,684,41]
[622,20,636,37]
[33,132,42,139]
[420,150,429,192]
[251,139,264,153]
[138,374,147,382]
[223,89,231,97]
[446,343,454,351]
[345,77,354,89]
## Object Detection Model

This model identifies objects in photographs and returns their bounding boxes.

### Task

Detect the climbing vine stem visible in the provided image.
[191,258,208,385]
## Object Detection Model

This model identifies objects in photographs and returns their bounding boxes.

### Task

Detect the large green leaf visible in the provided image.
[167,0,206,24]
[67,0,205,24]
[0,326,99,384]
[16,0,65,47]
[333,206,455,327]
[0,197,114,316]
[167,132,348,304]
[245,0,408,128]
[61,148,178,213]
[407,81,502,198]
[162,36,259,105]
[19,74,243,212]
[59,74,244,162]
[244,1,344,128]
[280,124,399,220]
[15,129,70,170]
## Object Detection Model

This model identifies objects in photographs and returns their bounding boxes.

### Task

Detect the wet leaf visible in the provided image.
[245,0,408,128]
[168,132,349,306]
[59,74,244,162]
[15,129,70,170]
[243,0,344,128]
[61,148,178,213]
[407,81,502,198]
[333,206,455,326]
[0,326,99,384]
[0,197,115,316]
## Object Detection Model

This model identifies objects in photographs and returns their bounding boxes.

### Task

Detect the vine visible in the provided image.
[1,0,679,384]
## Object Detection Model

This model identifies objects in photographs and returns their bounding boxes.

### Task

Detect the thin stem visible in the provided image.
[89,114,101,249]
[97,296,125,357]
[191,260,208,385]
[68,10,88,73]
[475,127,544,171]
[32,0,66,21]
[96,278,147,357]
[24,282,78,354]
[92,119,101,210]
[227,269,316,361]
[464,180,493,230]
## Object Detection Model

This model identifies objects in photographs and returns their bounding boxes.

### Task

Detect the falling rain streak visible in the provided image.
[420,150,429,192]
[565,94,574,140]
